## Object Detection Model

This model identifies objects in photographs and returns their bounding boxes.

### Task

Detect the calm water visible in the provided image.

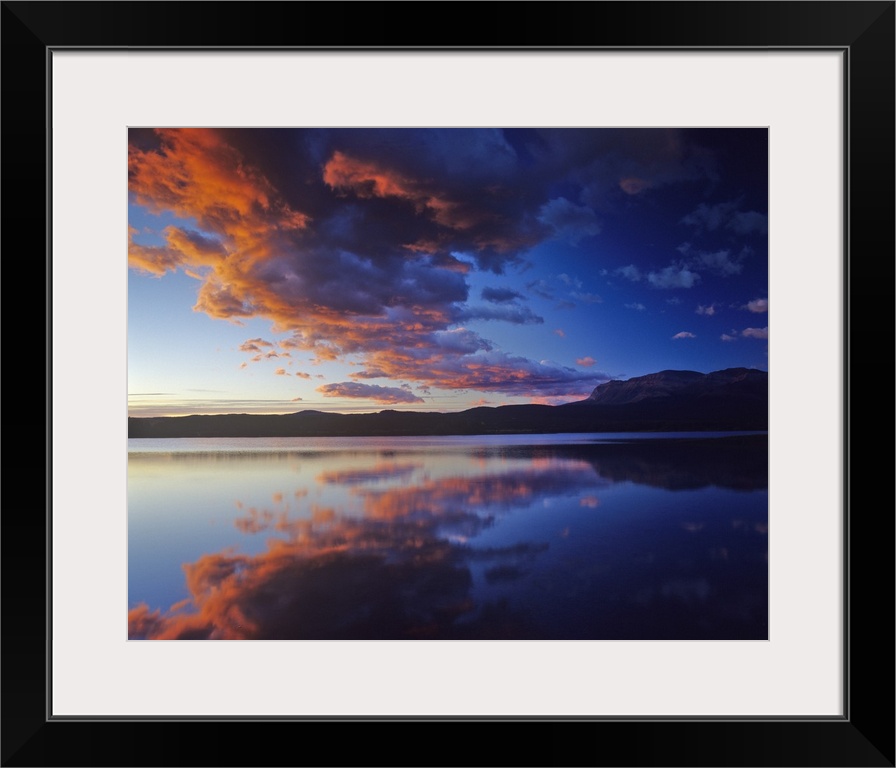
[128,433,768,640]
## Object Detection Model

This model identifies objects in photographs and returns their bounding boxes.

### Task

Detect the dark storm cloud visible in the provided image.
[525,279,555,300]
[317,382,426,404]
[458,304,544,325]
[481,287,524,304]
[681,199,767,236]
[537,197,601,244]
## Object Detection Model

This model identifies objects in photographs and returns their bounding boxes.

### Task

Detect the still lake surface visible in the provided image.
[128,432,768,640]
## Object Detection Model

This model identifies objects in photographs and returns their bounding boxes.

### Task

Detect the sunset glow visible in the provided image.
[128,128,768,416]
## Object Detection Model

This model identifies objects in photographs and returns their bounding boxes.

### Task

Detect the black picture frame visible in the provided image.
[5,2,893,765]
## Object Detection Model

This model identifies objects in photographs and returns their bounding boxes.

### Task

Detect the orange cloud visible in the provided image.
[323,150,478,231]
[129,128,308,238]
[128,223,227,276]
[619,176,653,195]
[239,338,274,353]
[235,507,275,534]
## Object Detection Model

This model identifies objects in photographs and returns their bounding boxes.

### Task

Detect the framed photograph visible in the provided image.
[6,1,893,765]
[125,123,772,648]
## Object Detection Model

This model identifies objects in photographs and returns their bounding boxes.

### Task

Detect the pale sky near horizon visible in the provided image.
[128,128,768,417]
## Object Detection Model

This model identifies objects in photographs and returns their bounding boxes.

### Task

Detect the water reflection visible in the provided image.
[129,436,767,640]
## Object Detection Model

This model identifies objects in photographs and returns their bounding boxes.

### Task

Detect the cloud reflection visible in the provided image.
[129,438,767,640]
[130,458,597,639]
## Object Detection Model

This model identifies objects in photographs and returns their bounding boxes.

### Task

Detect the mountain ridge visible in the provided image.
[584,366,767,405]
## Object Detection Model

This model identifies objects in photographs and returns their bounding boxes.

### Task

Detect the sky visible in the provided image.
[128,128,768,417]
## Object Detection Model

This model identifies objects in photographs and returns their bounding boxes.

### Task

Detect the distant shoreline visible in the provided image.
[128,402,768,439]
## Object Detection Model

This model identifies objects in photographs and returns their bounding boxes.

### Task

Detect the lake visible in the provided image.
[128,432,768,640]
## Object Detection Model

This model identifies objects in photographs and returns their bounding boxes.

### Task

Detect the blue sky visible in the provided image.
[128,128,768,416]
